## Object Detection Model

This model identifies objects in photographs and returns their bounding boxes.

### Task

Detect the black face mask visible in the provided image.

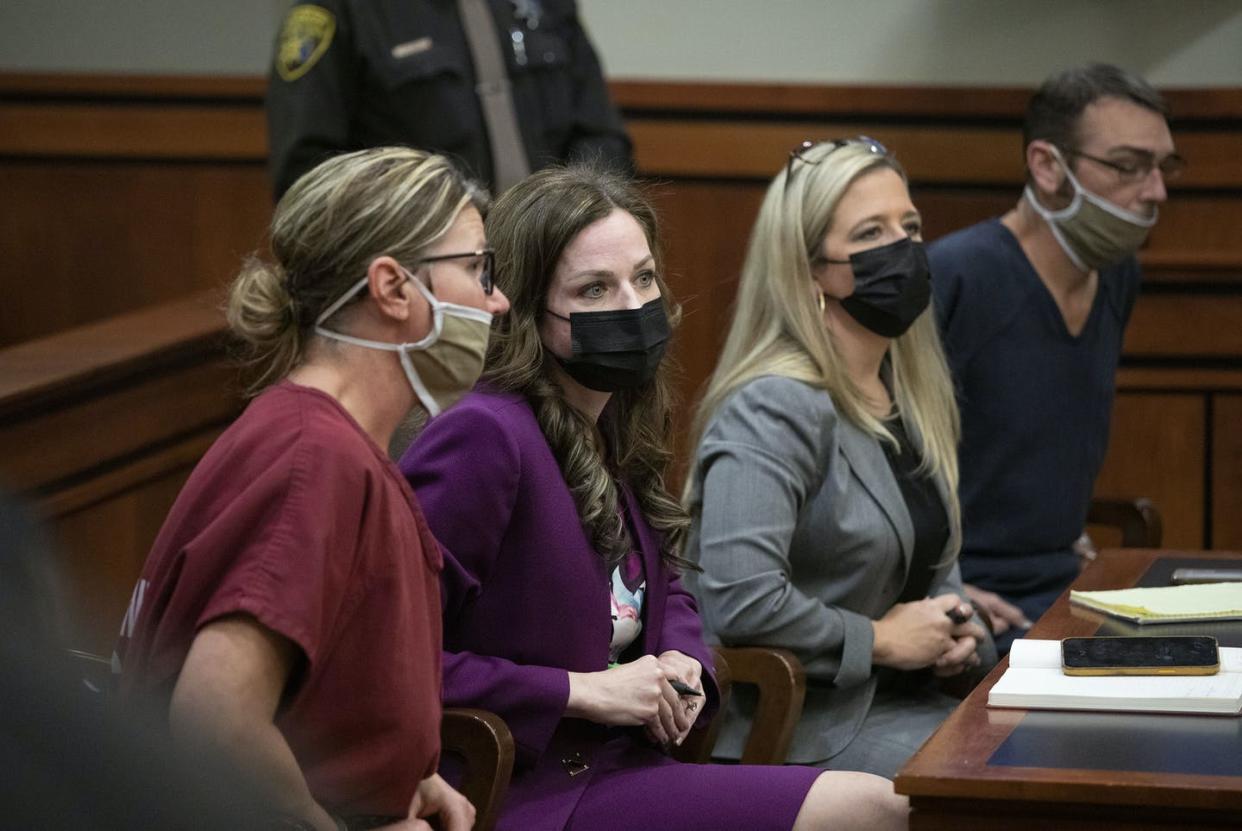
[546,297,670,392]
[825,237,931,338]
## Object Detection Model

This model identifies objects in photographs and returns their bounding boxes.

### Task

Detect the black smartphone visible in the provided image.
[1060,635,1220,676]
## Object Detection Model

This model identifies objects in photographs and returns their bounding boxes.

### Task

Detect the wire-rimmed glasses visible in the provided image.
[416,248,496,295]
[1062,148,1186,185]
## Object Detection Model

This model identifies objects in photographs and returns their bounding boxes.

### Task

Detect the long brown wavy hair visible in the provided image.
[484,164,694,570]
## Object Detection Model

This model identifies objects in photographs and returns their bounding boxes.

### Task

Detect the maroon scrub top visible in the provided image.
[117,381,442,818]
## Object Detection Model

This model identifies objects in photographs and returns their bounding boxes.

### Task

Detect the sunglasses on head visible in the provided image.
[784,136,890,191]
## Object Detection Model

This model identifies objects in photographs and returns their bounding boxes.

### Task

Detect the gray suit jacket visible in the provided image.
[684,375,997,764]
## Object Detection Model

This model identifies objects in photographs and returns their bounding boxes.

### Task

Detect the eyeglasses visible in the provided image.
[785,136,889,191]
[1063,148,1186,184]
[417,248,496,295]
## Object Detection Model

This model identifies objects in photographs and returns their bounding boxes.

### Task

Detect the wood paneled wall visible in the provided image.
[614,81,1242,552]
[2,74,1240,650]
[0,292,243,654]
[0,74,270,348]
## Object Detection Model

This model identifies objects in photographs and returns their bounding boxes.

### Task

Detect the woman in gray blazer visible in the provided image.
[683,139,997,779]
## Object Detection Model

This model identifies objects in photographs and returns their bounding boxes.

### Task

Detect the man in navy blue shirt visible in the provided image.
[929,64,1183,653]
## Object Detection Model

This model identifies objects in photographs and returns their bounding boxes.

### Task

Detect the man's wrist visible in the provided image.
[1073,532,1097,562]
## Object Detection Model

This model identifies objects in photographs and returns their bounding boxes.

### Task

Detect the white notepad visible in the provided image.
[987,639,1242,715]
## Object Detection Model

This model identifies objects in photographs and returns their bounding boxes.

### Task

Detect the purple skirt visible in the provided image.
[552,736,820,831]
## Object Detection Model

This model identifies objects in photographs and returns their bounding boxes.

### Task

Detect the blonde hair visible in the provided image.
[485,164,693,570]
[226,147,486,394]
[688,143,961,537]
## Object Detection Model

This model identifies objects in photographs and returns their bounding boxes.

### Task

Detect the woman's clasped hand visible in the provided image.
[872,595,987,675]
[567,651,703,746]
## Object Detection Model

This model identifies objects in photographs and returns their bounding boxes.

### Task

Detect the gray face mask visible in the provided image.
[1025,146,1158,272]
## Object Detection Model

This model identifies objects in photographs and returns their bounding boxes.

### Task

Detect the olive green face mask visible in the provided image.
[1025,146,1158,272]
[315,270,493,418]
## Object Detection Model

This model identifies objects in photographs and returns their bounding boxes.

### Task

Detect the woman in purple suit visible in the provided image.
[400,164,907,831]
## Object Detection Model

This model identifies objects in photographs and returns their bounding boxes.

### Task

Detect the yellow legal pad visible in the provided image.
[1070,583,1242,624]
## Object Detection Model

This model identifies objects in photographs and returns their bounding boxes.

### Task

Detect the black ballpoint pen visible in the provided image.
[668,679,703,697]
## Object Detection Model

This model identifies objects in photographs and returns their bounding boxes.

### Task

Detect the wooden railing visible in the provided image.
[0,291,242,654]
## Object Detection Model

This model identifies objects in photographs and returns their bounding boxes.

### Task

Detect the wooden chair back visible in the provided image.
[1087,497,1163,548]
[671,647,732,763]
[708,646,807,765]
[440,708,516,831]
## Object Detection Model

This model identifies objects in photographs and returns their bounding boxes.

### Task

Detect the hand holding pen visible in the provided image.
[668,679,703,697]
[580,653,704,746]
[946,602,973,625]
[936,599,987,677]
[654,650,704,747]
[872,593,989,677]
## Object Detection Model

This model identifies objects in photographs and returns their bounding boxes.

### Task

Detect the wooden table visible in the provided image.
[894,549,1242,830]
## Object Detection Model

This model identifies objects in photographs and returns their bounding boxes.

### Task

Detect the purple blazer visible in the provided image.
[400,388,718,829]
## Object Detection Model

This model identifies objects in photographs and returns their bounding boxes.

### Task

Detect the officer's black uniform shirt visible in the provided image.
[267,0,633,198]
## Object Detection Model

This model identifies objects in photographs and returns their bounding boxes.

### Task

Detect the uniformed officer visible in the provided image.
[267,0,633,198]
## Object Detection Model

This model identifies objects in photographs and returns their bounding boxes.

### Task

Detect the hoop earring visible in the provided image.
[817,292,826,314]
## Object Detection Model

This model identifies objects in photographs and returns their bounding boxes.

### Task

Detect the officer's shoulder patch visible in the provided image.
[276,5,336,82]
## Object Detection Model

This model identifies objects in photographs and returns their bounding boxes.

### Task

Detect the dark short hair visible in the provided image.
[1023,63,1168,152]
